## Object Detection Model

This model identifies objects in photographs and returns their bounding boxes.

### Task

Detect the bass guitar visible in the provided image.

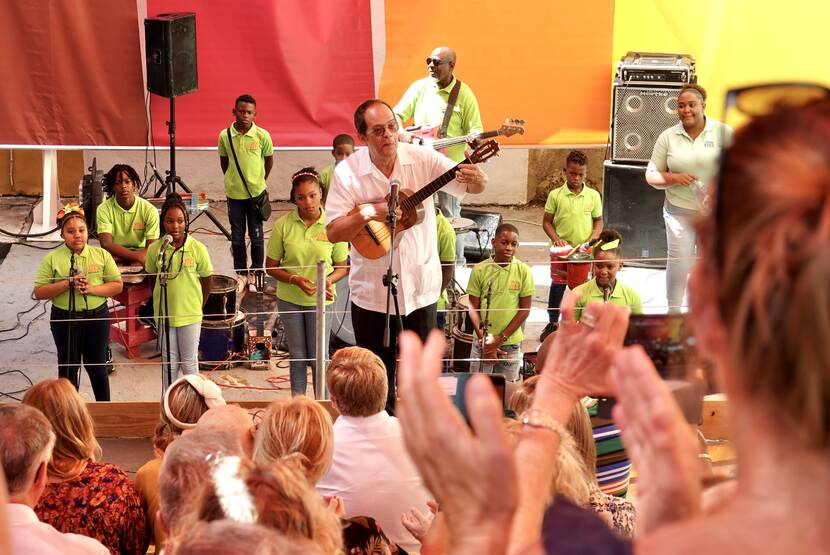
[247,269,272,369]
[407,118,525,154]
[349,139,500,259]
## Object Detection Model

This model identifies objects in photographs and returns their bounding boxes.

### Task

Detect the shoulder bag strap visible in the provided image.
[227,127,254,199]
[439,79,462,139]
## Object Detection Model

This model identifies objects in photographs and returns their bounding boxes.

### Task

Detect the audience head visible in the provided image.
[694,96,830,447]
[197,405,256,458]
[156,374,226,450]
[22,378,101,479]
[165,520,319,555]
[0,405,55,503]
[564,150,588,189]
[327,346,388,416]
[253,397,333,484]
[331,134,355,164]
[186,457,342,554]
[158,430,245,534]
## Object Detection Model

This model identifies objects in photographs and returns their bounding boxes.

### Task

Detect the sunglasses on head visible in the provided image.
[426,57,449,67]
[712,82,830,269]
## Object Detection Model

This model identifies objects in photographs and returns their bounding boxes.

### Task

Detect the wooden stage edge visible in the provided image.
[87,397,730,440]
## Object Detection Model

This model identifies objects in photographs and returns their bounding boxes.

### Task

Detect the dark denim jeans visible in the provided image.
[227,197,264,275]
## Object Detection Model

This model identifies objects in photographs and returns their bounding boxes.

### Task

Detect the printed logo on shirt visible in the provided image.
[87,263,101,274]
[133,220,145,231]
[583,201,594,212]
[704,140,715,148]
[509,280,521,291]
[182,256,195,268]
[314,231,329,242]
[247,140,260,151]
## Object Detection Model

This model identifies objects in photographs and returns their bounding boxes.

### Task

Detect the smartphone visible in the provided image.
[597,314,706,423]
[439,373,506,424]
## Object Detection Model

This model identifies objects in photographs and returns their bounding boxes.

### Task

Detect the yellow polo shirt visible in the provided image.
[145,235,213,327]
[35,244,121,311]
[573,278,643,322]
[394,76,483,163]
[544,183,602,247]
[649,118,733,211]
[436,210,456,309]
[95,196,160,248]
[266,208,348,307]
[467,256,534,345]
[217,123,274,200]
[318,164,334,196]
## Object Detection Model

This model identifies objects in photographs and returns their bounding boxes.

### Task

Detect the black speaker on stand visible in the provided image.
[602,161,667,268]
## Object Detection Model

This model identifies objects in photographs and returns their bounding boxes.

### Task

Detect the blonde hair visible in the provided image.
[327,346,387,416]
[164,520,321,555]
[187,459,341,555]
[154,377,214,452]
[22,378,101,479]
[701,98,830,447]
[253,397,333,484]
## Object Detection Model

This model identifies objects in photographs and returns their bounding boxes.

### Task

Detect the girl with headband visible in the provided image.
[33,205,123,401]
[265,167,349,396]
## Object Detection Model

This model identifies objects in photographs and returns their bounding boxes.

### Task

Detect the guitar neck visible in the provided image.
[400,158,470,211]
[431,130,501,150]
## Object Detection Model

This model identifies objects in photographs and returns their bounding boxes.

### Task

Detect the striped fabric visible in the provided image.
[590,405,631,497]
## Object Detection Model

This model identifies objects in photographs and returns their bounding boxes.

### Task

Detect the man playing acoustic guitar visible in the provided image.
[326,99,487,412]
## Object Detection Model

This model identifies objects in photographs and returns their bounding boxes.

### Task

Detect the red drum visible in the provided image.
[550,246,592,289]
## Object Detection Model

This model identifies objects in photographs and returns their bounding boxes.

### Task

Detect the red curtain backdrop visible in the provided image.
[0,0,148,146]
[147,0,375,147]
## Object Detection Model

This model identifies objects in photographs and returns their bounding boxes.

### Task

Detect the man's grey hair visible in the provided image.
[158,429,245,530]
[0,405,55,495]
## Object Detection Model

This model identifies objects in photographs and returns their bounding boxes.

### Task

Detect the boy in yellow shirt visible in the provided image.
[467,223,534,381]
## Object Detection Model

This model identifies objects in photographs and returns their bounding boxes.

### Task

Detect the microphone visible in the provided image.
[388,179,401,226]
[158,234,173,272]
[602,284,612,303]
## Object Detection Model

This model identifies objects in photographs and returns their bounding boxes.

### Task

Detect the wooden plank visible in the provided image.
[87,399,338,438]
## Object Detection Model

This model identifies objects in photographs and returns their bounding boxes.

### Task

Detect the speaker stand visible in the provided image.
[152,95,231,241]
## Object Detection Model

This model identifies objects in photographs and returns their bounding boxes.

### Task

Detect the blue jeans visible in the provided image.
[547,283,567,324]
[277,299,332,397]
[228,197,264,275]
[158,321,201,391]
[470,341,521,381]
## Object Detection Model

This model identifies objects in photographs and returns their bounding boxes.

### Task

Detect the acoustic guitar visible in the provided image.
[349,139,500,260]
[408,118,525,154]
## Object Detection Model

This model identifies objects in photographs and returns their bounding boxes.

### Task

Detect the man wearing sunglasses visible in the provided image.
[394,47,484,263]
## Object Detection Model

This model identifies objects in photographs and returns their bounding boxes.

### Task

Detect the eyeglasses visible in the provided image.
[368,120,399,137]
[426,57,449,67]
[713,82,830,269]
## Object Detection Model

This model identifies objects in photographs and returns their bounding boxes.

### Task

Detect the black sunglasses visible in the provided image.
[713,83,830,269]
[426,57,449,67]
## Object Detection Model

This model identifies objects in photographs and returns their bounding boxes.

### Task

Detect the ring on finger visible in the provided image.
[581,312,598,328]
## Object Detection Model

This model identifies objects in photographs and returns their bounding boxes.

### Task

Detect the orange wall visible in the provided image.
[379,1,615,145]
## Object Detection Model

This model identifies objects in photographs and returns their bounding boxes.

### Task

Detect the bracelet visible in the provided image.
[288,275,296,285]
[519,409,567,438]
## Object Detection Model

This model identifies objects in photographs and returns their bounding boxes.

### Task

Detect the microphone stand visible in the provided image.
[159,247,173,391]
[67,252,78,387]
[382,180,404,350]
[478,280,493,374]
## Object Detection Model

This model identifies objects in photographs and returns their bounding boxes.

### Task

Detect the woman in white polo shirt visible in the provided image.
[646,83,732,312]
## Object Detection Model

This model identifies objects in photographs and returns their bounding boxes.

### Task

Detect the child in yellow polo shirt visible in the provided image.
[542,150,603,339]
[318,134,355,197]
[467,223,534,381]
[145,193,213,390]
[265,167,349,396]
[33,206,123,401]
[573,229,643,321]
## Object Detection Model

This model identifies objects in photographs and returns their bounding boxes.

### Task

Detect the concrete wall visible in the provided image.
[81,145,606,206]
